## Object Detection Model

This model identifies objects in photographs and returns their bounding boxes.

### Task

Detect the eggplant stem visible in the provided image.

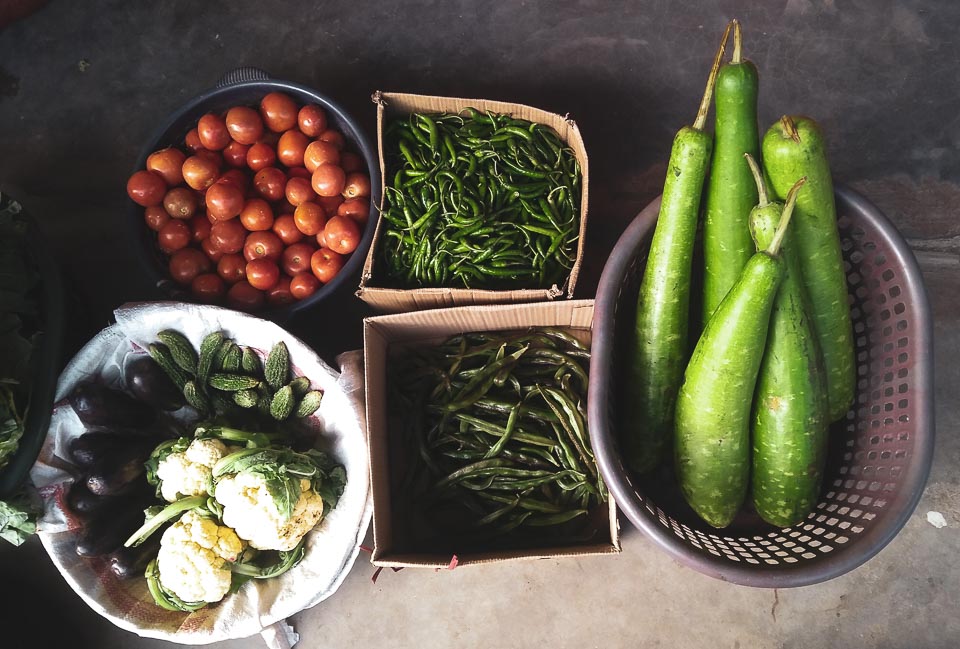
[693,20,735,131]
[744,153,769,206]
[768,177,807,256]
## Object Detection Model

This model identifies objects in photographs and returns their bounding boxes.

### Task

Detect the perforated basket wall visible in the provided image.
[589,186,935,587]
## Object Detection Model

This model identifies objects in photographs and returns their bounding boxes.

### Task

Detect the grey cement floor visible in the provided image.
[1,1,958,648]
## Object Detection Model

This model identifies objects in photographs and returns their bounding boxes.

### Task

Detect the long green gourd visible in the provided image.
[675,174,806,528]
[624,21,733,473]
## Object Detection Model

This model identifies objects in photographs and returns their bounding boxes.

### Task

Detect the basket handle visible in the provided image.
[216,67,271,89]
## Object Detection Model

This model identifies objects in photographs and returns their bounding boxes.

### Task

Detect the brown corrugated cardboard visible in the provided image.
[363,299,620,569]
[357,91,590,313]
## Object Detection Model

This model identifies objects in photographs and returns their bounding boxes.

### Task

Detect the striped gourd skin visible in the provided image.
[749,210,829,528]
[762,117,854,422]
[625,126,713,474]
[702,59,760,323]
[675,252,783,528]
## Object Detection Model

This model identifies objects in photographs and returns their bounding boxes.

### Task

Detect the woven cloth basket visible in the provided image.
[589,186,935,587]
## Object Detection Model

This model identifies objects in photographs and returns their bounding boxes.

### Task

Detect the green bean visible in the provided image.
[388,327,604,540]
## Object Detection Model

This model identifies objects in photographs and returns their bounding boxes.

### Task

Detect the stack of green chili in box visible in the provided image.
[388,328,606,543]
[378,110,581,290]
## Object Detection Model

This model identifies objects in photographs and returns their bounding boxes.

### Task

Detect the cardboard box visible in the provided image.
[357,91,590,313]
[363,299,620,568]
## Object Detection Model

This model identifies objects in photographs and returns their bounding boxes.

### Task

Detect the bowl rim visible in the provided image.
[0,202,64,498]
[127,69,382,323]
[588,184,935,587]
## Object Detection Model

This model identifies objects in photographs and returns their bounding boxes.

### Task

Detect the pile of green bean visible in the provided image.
[378,109,582,289]
[389,328,606,540]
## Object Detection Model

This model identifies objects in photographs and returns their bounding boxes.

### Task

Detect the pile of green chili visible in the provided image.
[388,328,606,540]
[378,109,582,290]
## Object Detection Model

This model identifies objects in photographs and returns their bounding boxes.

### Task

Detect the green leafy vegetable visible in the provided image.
[0,489,39,546]
[124,495,207,548]
[0,388,23,471]
[145,559,207,612]
[231,537,306,579]
[0,194,41,474]
[212,446,345,519]
[144,437,192,494]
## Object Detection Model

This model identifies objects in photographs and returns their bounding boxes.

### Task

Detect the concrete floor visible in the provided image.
[1,1,958,647]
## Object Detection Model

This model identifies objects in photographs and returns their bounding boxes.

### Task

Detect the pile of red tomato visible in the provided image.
[126,91,372,311]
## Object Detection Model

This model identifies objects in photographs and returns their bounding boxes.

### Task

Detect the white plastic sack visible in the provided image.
[31,302,372,644]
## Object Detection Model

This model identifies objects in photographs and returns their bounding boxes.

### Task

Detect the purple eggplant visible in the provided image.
[68,382,155,428]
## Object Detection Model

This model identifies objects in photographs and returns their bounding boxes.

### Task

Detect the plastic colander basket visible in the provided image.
[589,186,935,587]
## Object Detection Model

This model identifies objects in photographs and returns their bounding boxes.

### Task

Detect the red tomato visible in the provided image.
[319,129,345,150]
[144,205,170,232]
[205,181,245,221]
[225,106,264,145]
[217,168,249,193]
[289,271,320,299]
[168,247,212,285]
[298,104,327,137]
[260,92,298,133]
[321,215,361,254]
[163,187,198,219]
[246,142,276,171]
[311,164,346,197]
[191,272,226,301]
[209,220,247,254]
[316,194,343,214]
[184,128,204,152]
[243,231,284,262]
[342,172,371,199]
[245,258,281,291]
[195,148,223,168]
[190,213,212,242]
[266,275,295,306]
[239,199,274,231]
[222,141,250,168]
[217,253,247,283]
[284,176,315,206]
[127,170,166,206]
[201,237,224,262]
[338,198,369,225]
[253,167,286,202]
[287,166,311,179]
[182,156,220,191]
[198,113,230,150]
[310,247,344,284]
[340,151,363,173]
[146,148,187,186]
[157,220,191,253]
[293,201,326,236]
[272,213,304,245]
[277,129,309,167]
[260,130,281,147]
[281,241,317,275]
[227,280,265,311]
[303,140,340,173]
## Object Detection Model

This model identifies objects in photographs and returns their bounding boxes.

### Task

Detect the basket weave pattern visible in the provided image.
[590,187,934,586]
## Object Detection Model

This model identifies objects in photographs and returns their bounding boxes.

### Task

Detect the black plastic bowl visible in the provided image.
[128,68,381,321]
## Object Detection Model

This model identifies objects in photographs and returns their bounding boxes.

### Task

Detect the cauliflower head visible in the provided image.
[156,510,245,604]
[214,472,324,551]
[156,438,231,502]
